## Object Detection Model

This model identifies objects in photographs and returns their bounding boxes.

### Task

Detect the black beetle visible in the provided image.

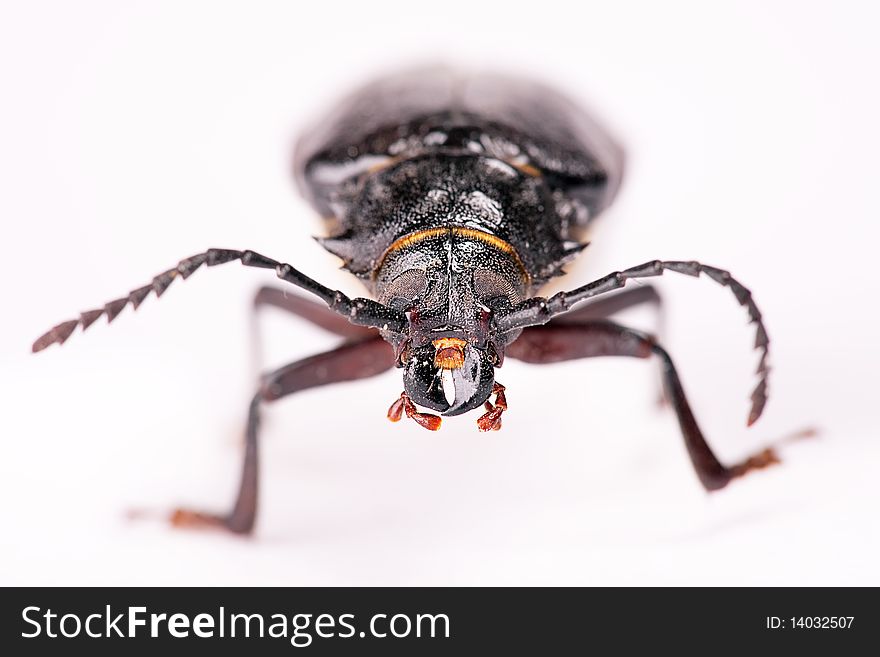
[33,69,776,534]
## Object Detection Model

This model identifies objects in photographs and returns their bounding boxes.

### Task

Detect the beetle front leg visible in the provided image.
[506,320,778,491]
[170,336,395,534]
[249,285,380,380]
[553,284,663,330]
[253,285,379,340]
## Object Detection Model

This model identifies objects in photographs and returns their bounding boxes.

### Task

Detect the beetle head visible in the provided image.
[401,336,497,416]
[375,230,525,423]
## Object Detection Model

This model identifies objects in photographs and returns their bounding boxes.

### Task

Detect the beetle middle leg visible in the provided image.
[506,320,779,491]
[249,285,381,379]
[170,336,395,534]
[555,285,667,405]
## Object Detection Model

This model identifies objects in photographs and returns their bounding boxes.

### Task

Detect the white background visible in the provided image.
[1,1,878,585]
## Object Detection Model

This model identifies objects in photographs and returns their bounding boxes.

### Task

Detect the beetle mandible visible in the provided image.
[33,70,777,534]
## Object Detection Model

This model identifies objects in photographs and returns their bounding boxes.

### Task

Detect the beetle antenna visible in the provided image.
[495,260,770,426]
[32,248,407,352]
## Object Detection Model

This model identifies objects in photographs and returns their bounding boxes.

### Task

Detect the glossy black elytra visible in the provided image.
[34,70,777,534]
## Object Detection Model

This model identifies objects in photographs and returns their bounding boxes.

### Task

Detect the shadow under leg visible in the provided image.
[506,320,778,491]
[171,335,396,534]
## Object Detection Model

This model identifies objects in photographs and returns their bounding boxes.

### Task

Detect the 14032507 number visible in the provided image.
[766,617,855,630]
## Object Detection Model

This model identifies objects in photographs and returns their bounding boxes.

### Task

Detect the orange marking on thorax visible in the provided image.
[374,226,529,282]
[509,161,542,178]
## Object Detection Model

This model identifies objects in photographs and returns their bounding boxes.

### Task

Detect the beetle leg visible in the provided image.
[496,260,770,427]
[552,285,666,406]
[253,285,378,340]
[506,320,779,491]
[169,336,395,534]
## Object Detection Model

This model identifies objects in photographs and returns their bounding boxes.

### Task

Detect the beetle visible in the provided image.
[33,69,777,534]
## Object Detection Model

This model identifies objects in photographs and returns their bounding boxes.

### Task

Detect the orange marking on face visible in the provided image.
[432,337,467,370]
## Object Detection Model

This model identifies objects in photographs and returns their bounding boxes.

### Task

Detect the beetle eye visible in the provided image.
[473,268,520,309]
[395,340,412,367]
[486,342,501,366]
[380,268,429,311]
